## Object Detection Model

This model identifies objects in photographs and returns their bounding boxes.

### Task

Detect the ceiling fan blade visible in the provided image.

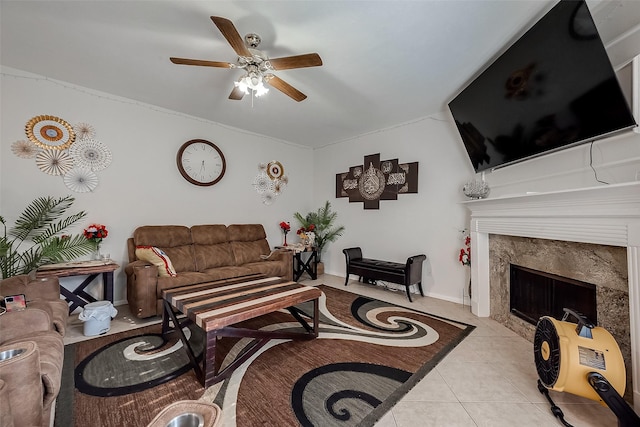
[170,57,234,68]
[268,53,323,70]
[210,16,252,57]
[266,75,307,102]
[229,86,245,100]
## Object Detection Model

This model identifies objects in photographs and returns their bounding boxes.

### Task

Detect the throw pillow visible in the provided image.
[135,246,177,277]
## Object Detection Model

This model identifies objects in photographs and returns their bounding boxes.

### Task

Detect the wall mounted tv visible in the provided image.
[448,0,637,173]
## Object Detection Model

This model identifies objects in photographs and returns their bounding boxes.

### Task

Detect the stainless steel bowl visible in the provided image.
[165,413,204,427]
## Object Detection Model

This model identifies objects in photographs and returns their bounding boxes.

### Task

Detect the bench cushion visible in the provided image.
[350,258,405,273]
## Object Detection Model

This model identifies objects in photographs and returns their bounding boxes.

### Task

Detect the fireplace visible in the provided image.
[464,181,640,411]
[509,264,597,326]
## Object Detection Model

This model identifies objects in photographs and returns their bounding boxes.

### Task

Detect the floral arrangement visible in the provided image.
[297,224,316,247]
[459,233,471,266]
[279,221,291,233]
[296,224,315,235]
[83,223,108,245]
[279,221,290,246]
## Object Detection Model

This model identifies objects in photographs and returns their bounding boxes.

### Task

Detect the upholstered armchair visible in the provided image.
[0,274,68,427]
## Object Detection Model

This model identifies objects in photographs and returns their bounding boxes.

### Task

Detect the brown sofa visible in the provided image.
[125,224,293,318]
[0,274,68,427]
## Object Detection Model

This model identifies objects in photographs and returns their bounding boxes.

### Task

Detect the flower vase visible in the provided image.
[283,232,288,247]
[92,243,101,260]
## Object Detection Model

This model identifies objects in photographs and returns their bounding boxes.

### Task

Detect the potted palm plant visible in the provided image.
[0,195,96,278]
[294,201,345,275]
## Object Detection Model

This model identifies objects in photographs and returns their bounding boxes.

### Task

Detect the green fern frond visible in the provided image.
[0,195,94,278]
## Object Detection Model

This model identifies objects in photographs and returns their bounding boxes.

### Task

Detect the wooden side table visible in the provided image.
[36,261,119,314]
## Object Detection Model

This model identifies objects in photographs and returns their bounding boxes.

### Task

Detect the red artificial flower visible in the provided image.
[459,234,471,266]
[297,224,316,234]
[279,221,291,232]
[83,224,108,242]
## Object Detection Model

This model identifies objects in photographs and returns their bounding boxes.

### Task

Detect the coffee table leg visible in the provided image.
[163,300,203,381]
[286,298,319,337]
[202,331,218,388]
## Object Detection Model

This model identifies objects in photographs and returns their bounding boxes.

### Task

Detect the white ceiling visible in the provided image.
[2,1,639,148]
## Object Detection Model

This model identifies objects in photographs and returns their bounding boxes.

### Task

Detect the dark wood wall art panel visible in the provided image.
[336,153,418,209]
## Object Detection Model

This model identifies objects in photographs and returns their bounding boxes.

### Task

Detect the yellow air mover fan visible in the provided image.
[534,308,640,427]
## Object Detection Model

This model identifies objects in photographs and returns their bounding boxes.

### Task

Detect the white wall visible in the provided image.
[0,67,313,305]
[314,112,475,303]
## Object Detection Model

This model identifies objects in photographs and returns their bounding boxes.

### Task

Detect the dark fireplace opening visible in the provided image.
[510,265,597,325]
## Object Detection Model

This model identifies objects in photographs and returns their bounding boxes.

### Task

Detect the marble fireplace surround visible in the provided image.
[464,181,640,411]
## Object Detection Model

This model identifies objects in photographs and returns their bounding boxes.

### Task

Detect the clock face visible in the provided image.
[177,139,226,186]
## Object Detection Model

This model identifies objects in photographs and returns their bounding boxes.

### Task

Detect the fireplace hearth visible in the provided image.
[510,264,597,326]
[464,182,640,409]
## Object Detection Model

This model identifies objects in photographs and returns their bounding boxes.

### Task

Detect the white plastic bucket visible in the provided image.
[78,301,118,336]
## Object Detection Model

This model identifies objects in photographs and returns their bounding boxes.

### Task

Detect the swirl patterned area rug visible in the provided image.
[56,285,474,427]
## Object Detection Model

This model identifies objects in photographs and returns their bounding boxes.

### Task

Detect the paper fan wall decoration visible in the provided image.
[17,115,112,192]
[73,122,96,140]
[253,160,288,205]
[69,138,112,171]
[25,115,75,150]
[64,167,99,193]
[11,140,39,158]
[36,149,74,176]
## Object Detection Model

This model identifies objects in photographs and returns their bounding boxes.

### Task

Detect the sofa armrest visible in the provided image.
[0,275,61,302]
[27,299,68,336]
[0,308,53,343]
[271,249,293,281]
[126,261,160,318]
[0,341,44,427]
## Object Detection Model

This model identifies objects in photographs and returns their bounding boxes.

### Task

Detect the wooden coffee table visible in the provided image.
[161,275,321,387]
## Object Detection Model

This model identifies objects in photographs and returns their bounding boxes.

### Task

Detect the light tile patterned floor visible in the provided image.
[65,274,620,426]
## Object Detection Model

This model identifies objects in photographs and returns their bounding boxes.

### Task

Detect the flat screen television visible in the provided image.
[448,0,637,173]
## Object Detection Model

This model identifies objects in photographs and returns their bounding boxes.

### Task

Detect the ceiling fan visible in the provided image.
[170,16,323,102]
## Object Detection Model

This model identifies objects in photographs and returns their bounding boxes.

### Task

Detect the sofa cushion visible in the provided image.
[191,225,235,270]
[135,246,177,277]
[133,226,196,273]
[228,224,270,265]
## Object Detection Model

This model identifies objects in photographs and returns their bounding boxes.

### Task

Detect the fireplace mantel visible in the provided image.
[464,181,640,410]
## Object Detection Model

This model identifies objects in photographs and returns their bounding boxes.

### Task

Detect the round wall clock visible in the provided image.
[176,139,226,186]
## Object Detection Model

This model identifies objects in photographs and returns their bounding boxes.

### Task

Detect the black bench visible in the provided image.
[342,247,427,302]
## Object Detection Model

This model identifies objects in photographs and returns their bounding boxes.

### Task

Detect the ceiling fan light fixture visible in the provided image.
[235,72,269,97]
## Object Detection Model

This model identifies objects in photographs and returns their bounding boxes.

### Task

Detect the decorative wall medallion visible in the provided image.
[11,140,38,158]
[266,161,284,180]
[69,138,112,171]
[63,167,99,193]
[36,149,74,176]
[25,115,75,150]
[253,160,288,205]
[336,153,418,209]
[73,122,96,140]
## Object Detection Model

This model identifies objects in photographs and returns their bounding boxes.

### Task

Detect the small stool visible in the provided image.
[146,400,221,427]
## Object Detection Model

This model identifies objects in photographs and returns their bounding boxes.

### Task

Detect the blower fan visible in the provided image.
[534,308,640,427]
[170,16,323,102]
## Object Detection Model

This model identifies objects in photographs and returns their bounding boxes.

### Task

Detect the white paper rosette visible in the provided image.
[36,149,74,176]
[69,138,112,171]
[11,140,38,158]
[63,167,99,193]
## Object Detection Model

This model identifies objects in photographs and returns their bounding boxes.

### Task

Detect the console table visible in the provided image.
[36,261,119,313]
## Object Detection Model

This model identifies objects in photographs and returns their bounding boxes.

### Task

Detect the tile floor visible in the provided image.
[65,274,620,426]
